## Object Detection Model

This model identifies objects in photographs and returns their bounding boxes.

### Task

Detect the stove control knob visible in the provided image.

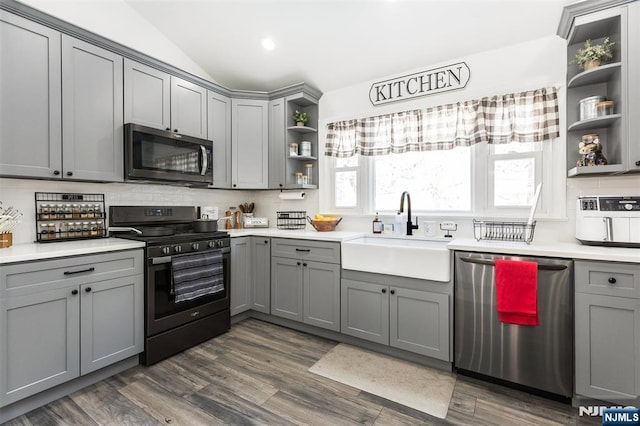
[174,245,182,253]
[217,240,226,248]
[192,242,200,250]
[162,246,170,255]
[624,203,634,211]
[208,241,216,249]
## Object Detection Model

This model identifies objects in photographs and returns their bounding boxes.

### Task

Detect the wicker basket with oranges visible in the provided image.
[306,214,342,232]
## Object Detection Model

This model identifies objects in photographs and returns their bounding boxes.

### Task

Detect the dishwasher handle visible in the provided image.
[459,256,568,271]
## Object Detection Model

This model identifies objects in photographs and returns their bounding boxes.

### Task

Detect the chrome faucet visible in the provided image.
[399,191,419,236]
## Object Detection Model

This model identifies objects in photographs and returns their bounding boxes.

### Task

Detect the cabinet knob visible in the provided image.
[233,184,237,188]
[608,277,617,284]
[85,287,92,293]
[636,160,640,167]
[297,262,301,266]
[166,127,171,131]
[173,129,178,133]
[390,289,396,295]
[303,263,307,267]
[66,171,73,177]
[381,288,387,293]
[71,289,78,295]
[53,170,60,176]
[264,240,268,244]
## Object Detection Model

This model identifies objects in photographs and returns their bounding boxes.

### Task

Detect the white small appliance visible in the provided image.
[576,196,640,247]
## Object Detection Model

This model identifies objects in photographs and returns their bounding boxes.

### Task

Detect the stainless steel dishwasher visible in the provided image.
[454,251,574,398]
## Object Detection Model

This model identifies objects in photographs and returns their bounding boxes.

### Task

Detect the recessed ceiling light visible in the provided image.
[261,38,275,51]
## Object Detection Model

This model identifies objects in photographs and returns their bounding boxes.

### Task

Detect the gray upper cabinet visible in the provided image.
[231,98,269,189]
[123,58,170,130]
[123,60,207,139]
[170,76,207,139]
[0,11,62,179]
[208,90,232,188]
[250,237,271,314]
[627,1,640,171]
[230,237,251,316]
[61,35,123,182]
[268,97,286,189]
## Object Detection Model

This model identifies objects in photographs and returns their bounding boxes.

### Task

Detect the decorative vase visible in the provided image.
[296,121,305,127]
[583,59,601,71]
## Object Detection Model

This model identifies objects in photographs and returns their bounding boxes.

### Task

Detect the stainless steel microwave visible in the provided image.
[125,123,213,186]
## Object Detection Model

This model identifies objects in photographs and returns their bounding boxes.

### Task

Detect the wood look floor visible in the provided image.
[6,319,599,426]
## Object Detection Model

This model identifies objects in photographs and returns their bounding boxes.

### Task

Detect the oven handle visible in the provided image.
[200,145,208,176]
[150,248,231,265]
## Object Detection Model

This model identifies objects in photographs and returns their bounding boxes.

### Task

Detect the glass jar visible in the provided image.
[93,204,102,218]
[72,204,80,219]
[96,220,104,235]
[80,204,88,219]
[304,163,313,185]
[82,221,90,237]
[40,223,50,240]
[47,223,57,239]
[87,204,95,218]
[64,204,73,219]
[40,204,50,220]
[67,222,76,238]
[596,100,614,117]
[90,221,98,236]
[295,172,304,185]
[75,222,82,237]
[289,142,298,156]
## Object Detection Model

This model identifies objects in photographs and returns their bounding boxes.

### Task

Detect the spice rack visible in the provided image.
[277,211,307,230]
[34,192,107,242]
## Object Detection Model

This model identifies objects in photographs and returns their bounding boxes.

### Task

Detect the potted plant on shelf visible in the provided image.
[573,37,615,71]
[293,110,308,126]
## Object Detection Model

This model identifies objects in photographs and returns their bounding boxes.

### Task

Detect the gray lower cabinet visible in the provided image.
[230,237,251,316]
[208,91,232,188]
[231,98,269,189]
[575,260,640,404]
[250,237,271,314]
[270,238,341,332]
[0,11,62,179]
[341,277,450,360]
[0,250,144,408]
[61,35,123,182]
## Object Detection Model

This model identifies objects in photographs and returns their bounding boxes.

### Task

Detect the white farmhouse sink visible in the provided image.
[342,236,451,282]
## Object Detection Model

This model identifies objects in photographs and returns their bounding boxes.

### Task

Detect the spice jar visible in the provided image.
[96,220,104,235]
[90,221,98,236]
[80,204,88,219]
[72,204,80,219]
[55,204,65,219]
[295,172,304,185]
[81,221,90,237]
[67,222,76,237]
[304,163,314,185]
[93,204,102,218]
[40,223,50,240]
[40,204,50,220]
[47,223,57,239]
[596,100,614,117]
[289,142,299,156]
[75,222,82,236]
[64,204,73,219]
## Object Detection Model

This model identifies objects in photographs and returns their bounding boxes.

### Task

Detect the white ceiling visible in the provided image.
[123,0,574,93]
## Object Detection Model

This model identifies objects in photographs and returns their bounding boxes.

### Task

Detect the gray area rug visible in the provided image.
[309,343,456,419]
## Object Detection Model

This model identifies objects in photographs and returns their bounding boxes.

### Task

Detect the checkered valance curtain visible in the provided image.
[324,86,559,157]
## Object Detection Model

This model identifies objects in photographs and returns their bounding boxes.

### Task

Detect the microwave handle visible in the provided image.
[200,145,208,176]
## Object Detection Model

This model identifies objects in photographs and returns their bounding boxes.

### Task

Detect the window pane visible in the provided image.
[493,158,535,207]
[335,170,357,207]
[336,156,358,168]
[493,142,539,155]
[373,149,471,211]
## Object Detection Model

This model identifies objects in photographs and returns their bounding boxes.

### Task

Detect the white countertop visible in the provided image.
[225,228,363,242]
[0,238,146,264]
[447,238,640,264]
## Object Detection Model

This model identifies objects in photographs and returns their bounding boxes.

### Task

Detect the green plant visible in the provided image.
[573,37,615,69]
[293,110,308,124]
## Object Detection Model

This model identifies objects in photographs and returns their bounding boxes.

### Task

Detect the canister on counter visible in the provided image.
[579,95,605,121]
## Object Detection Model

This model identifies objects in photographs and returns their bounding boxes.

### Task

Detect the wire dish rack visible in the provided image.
[277,211,307,230]
[472,219,536,244]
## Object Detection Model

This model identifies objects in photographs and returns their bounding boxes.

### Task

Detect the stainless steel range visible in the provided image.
[109,206,230,365]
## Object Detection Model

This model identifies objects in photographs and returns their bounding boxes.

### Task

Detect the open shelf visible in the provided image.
[288,155,317,161]
[568,114,621,132]
[287,125,317,133]
[568,62,621,88]
[568,163,626,177]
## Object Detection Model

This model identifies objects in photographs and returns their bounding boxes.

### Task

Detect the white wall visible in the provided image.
[18,0,215,82]
[317,35,640,243]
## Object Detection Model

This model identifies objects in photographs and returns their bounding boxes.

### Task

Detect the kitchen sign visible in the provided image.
[369,62,470,106]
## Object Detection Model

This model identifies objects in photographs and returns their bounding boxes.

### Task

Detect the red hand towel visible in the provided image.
[495,259,539,326]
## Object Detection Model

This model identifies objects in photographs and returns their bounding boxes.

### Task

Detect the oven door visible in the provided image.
[125,123,213,185]
[146,248,230,337]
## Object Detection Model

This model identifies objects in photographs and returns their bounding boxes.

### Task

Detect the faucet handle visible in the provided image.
[412,216,419,230]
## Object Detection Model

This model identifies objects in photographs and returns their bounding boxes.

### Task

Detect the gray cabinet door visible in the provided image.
[271,256,303,321]
[230,237,251,316]
[0,287,80,407]
[628,1,640,172]
[0,12,62,179]
[207,91,232,188]
[79,275,144,375]
[231,98,269,189]
[390,287,449,360]
[341,279,389,345]
[61,35,123,182]
[170,76,207,139]
[250,237,271,314]
[268,97,286,189]
[575,293,640,404]
[123,58,170,130]
[303,261,340,332]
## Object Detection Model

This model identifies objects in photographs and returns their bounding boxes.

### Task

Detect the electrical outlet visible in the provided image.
[422,221,437,236]
[440,222,457,231]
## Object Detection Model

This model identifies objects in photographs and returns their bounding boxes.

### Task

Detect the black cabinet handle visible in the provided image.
[166,127,171,131]
[381,288,387,293]
[71,289,78,295]
[608,277,617,284]
[85,287,92,293]
[53,170,60,175]
[66,171,73,176]
[295,248,311,252]
[303,263,307,267]
[297,262,301,266]
[390,289,395,295]
[173,129,178,133]
[64,267,95,275]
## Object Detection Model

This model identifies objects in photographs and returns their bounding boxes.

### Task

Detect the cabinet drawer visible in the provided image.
[575,260,640,298]
[271,238,340,264]
[1,250,144,298]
